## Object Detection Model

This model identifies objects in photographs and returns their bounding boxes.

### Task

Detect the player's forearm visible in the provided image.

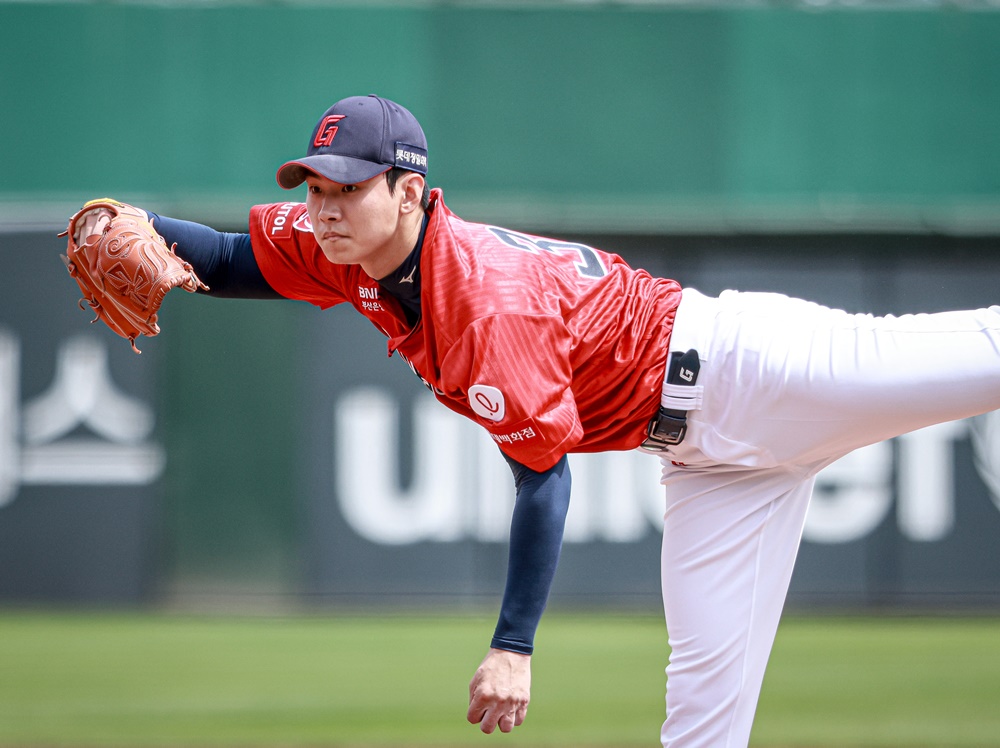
[492,454,571,655]
[148,213,282,299]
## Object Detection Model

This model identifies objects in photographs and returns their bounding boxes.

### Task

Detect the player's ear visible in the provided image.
[398,172,426,214]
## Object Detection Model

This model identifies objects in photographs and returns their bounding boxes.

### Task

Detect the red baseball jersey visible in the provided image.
[249,189,682,471]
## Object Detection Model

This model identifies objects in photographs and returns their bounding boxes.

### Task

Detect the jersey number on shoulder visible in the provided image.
[488,227,608,279]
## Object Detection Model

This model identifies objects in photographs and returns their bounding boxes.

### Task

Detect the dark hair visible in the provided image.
[385,167,430,210]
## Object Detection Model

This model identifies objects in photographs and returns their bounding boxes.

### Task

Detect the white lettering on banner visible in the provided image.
[333,388,664,545]
[334,387,1000,546]
[335,388,466,544]
[0,333,17,506]
[969,409,1000,515]
[802,442,893,544]
[0,331,165,508]
[804,421,970,544]
[897,421,966,541]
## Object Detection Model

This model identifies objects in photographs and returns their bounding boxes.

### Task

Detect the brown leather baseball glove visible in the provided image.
[60,198,208,353]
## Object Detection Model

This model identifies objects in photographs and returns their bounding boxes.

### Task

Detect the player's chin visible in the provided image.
[318,241,354,265]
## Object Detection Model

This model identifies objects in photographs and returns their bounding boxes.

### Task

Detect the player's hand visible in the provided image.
[71,202,150,246]
[73,207,113,246]
[467,648,531,734]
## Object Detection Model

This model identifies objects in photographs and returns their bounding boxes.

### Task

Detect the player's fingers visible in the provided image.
[514,702,528,726]
[467,677,502,729]
[74,211,110,244]
[475,702,527,733]
[467,672,528,733]
[467,691,495,730]
[475,702,522,734]
[93,214,110,239]
[466,704,485,726]
[478,707,500,734]
[466,681,484,724]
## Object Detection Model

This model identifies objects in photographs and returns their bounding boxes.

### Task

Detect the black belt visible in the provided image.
[640,349,700,452]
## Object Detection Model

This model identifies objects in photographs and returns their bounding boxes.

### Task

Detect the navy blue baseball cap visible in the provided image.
[276,95,428,189]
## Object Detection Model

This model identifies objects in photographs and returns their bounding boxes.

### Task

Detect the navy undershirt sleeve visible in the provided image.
[491,453,571,655]
[148,213,282,299]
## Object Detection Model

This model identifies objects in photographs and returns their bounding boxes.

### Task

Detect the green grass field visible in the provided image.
[0,611,998,746]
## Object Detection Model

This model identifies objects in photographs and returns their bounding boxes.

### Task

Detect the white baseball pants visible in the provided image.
[656,287,1000,748]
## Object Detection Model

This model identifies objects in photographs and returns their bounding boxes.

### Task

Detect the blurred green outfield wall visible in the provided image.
[1,2,998,233]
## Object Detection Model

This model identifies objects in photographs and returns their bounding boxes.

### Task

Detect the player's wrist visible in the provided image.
[490,636,534,656]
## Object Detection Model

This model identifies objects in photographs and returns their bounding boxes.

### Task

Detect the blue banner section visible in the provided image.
[0,232,163,602]
[4,228,1000,607]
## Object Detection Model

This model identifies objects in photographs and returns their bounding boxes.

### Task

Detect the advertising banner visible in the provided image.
[297,234,1000,608]
[4,229,1000,609]
[0,232,164,602]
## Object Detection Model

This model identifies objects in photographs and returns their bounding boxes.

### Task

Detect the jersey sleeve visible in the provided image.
[439,314,584,472]
[150,214,281,299]
[248,202,351,309]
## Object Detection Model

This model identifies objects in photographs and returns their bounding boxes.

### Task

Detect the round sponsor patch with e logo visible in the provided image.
[469,384,505,422]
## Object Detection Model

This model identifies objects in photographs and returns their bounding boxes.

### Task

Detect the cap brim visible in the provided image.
[276,155,391,189]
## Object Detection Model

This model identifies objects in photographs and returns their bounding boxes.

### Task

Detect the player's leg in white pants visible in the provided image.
[655,288,1000,748]
[660,468,815,747]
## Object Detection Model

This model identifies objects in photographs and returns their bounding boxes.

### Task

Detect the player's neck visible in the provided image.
[363,208,426,280]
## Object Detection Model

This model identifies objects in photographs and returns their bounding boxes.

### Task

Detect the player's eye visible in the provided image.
[342,184,358,194]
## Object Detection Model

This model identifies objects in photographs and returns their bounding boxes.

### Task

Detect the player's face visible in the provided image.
[305,172,407,277]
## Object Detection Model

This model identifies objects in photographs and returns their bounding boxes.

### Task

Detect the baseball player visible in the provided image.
[68,94,1000,747]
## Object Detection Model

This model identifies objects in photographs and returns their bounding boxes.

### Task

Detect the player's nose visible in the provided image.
[316,194,343,221]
